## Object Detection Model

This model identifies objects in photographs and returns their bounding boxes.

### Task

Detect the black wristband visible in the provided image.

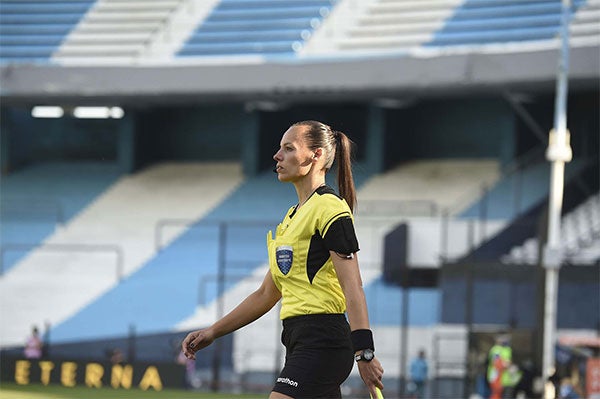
[351,329,374,352]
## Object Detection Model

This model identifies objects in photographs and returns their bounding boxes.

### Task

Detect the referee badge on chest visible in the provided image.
[276,245,293,275]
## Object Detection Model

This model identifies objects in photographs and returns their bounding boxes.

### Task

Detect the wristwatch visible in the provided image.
[354,348,375,362]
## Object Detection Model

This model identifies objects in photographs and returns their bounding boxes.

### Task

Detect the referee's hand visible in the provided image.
[182,329,214,360]
[357,356,384,398]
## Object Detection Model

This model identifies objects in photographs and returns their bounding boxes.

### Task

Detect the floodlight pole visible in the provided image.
[541,0,573,392]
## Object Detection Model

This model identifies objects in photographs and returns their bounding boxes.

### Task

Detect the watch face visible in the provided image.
[363,349,375,361]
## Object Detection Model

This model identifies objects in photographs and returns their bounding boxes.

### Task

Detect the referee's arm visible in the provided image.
[332,252,384,395]
[183,271,281,360]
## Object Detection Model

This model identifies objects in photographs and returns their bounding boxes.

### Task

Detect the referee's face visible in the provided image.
[273,126,315,183]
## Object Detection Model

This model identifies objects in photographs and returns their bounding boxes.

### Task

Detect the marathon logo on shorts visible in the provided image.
[277,377,299,387]
[276,245,293,275]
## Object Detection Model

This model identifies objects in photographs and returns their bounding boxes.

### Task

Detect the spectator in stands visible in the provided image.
[409,349,428,398]
[24,326,42,359]
[182,120,384,399]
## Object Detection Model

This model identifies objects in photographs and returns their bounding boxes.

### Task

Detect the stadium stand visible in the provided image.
[0,162,243,347]
[0,0,96,63]
[503,191,600,265]
[54,0,191,64]
[357,159,500,216]
[425,0,590,46]
[2,0,598,63]
[455,157,599,262]
[178,0,338,58]
[0,162,122,273]
[460,159,588,220]
[307,0,597,55]
[308,0,458,53]
[46,167,287,344]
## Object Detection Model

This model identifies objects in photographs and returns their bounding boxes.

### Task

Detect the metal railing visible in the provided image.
[0,243,124,281]
[357,199,439,217]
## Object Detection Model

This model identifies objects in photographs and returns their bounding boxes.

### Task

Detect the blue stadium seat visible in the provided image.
[0,14,85,24]
[0,1,96,64]
[439,14,562,32]
[0,46,59,57]
[182,28,311,56]
[0,35,65,46]
[208,5,332,21]
[217,0,334,9]
[198,18,320,32]
[0,24,74,35]
[188,29,311,43]
[177,0,337,58]
[180,41,300,56]
[0,2,93,14]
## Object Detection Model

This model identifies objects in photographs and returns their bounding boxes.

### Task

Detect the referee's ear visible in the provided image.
[312,148,323,163]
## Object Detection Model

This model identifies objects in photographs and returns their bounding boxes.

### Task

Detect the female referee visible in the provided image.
[182,120,384,398]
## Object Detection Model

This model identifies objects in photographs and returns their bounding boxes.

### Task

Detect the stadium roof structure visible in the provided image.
[1,44,598,107]
[2,0,599,107]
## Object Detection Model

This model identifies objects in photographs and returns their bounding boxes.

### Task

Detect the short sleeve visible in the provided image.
[323,216,359,255]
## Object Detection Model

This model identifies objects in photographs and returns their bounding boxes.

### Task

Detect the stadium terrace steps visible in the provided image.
[0,0,96,63]
[460,160,588,220]
[306,0,456,54]
[0,162,123,274]
[307,0,595,55]
[53,0,187,63]
[4,0,597,63]
[357,159,500,216]
[426,0,592,46]
[502,191,600,265]
[0,162,243,347]
[47,168,294,344]
[571,2,600,41]
[177,0,337,58]
[455,159,596,263]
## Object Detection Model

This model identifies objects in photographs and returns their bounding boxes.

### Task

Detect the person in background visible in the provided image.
[409,349,429,398]
[559,377,580,399]
[182,120,384,399]
[514,359,535,399]
[24,326,42,359]
[176,346,197,389]
[110,348,124,364]
[487,335,512,399]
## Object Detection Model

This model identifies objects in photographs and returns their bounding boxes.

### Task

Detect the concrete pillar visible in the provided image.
[366,105,386,173]
[241,112,260,177]
[117,112,135,174]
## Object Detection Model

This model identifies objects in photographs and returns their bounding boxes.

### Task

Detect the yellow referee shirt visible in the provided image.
[267,186,360,320]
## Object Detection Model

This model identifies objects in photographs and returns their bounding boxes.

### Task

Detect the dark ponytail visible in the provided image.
[293,120,357,213]
[334,131,357,213]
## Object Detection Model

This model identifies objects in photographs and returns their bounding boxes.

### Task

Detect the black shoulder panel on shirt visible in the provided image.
[307,232,330,284]
[324,216,359,255]
[316,185,342,199]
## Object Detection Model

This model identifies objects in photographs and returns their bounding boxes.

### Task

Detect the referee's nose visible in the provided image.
[273,149,283,162]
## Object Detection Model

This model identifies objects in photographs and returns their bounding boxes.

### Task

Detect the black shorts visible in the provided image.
[272,313,354,399]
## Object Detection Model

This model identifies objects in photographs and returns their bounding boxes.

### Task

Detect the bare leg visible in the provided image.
[269,391,294,399]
